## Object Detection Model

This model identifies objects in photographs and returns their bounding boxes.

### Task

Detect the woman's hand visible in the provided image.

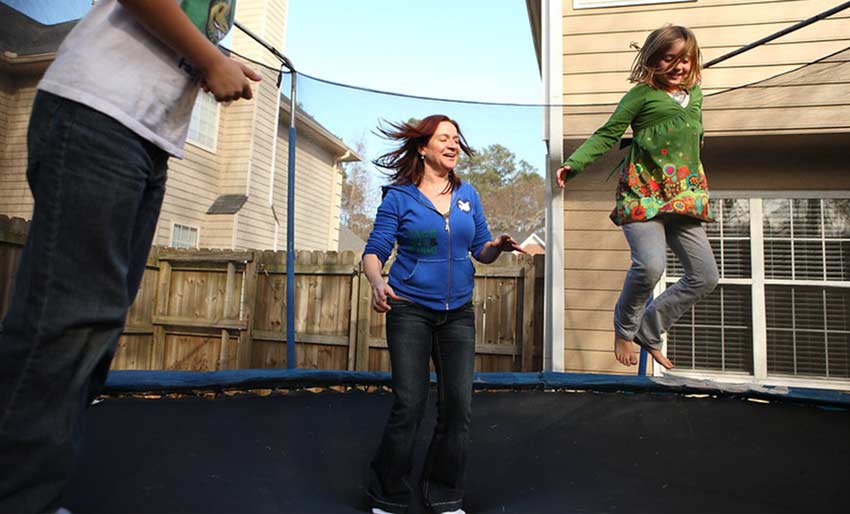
[370,279,400,313]
[556,165,571,188]
[477,234,526,264]
[486,234,527,254]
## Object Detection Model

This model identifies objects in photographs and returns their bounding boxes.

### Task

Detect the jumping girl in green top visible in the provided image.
[557,25,719,370]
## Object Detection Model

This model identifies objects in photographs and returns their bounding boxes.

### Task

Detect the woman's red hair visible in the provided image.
[373,114,473,192]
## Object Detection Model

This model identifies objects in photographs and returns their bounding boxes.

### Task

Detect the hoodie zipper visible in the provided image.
[444,209,451,310]
[407,185,455,311]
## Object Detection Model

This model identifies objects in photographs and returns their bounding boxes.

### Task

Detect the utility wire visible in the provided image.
[222,44,559,107]
[225,0,850,109]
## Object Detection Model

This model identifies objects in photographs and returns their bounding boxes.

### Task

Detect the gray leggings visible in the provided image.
[614,216,719,350]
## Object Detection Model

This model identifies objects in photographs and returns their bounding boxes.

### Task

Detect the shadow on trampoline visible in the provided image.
[64,373,850,513]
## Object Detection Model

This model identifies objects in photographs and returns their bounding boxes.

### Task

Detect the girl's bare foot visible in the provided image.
[647,347,674,369]
[614,337,640,366]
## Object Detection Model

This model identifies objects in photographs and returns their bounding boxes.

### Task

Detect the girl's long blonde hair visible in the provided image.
[628,25,702,89]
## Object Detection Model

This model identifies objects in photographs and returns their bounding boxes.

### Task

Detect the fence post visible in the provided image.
[151,256,171,370]
[521,255,536,371]
[0,216,29,319]
[237,251,259,369]
[218,261,236,370]
[354,262,372,371]
[534,253,545,371]
[346,256,360,371]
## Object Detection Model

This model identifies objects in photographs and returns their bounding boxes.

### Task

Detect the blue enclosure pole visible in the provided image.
[233,21,298,369]
[285,72,297,369]
[638,348,647,376]
[638,294,653,376]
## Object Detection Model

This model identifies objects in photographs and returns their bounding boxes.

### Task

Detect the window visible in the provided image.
[171,223,199,249]
[573,0,691,9]
[663,196,850,383]
[187,92,219,151]
[667,199,753,373]
[762,199,850,379]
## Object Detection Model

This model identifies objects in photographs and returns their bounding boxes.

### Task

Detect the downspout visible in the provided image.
[331,151,352,249]
[235,20,298,369]
[542,0,564,372]
[268,89,282,251]
[236,92,257,250]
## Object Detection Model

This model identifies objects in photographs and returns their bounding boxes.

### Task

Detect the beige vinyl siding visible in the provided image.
[223,0,286,251]
[233,67,281,251]
[0,76,10,162]
[273,129,342,251]
[154,143,222,247]
[202,216,237,249]
[562,0,850,104]
[559,134,850,373]
[232,0,287,69]
[0,78,36,219]
[327,161,343,249]
[293,137,337,250]
[562,181,634,373]
[1,0,348,256]
[216,101,254,199]
[559,0,850,373]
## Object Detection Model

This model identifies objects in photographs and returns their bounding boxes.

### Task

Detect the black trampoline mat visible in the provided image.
[64,390,850,513]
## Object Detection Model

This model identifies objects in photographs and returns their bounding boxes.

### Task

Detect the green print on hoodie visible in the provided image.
[180,0,235,44]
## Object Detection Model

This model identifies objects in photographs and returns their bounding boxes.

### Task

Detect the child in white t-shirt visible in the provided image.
[0,1,260,511]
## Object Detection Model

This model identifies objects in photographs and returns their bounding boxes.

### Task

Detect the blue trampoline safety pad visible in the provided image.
[105,369,850,407]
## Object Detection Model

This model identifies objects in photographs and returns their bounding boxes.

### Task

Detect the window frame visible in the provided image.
[186,91,220,153]
[657,190,850,391]
[170,222,200,249]
[572,0,692,9]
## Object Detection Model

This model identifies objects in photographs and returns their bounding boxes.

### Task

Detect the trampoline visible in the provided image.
[61,370,849,513]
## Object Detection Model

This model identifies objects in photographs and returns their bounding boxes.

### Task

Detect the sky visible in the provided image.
[283,1,544,177]
[3,0,545,178]
[2,0,91,23]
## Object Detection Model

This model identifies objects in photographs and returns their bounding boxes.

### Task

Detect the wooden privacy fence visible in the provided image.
[0,215,544,372]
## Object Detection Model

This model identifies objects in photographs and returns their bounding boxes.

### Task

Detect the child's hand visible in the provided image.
[204,57,262,102]
[556,165,571,188]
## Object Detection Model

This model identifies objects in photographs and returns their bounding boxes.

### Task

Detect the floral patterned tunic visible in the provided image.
[563,83,713,226]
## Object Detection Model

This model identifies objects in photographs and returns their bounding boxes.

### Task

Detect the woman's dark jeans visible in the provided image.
[368,298,476,513]
[0,92,168,513]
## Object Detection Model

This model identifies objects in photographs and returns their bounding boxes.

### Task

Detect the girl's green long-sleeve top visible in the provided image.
[563,83,713,226]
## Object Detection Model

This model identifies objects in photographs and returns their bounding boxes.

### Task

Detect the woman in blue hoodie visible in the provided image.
[363,115,523,514]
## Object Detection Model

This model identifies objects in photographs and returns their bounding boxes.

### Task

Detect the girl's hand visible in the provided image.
[487,234,527,254]
[556,165,571,188]
[370,280,400,313]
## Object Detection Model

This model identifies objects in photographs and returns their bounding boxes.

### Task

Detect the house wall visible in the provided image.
[227,0,286,251]
[0,76,36,220]
[560,0,850,374]
[561,134,850,374]
[152,0,288,249]
[229,64,281,251]
[153,120,225,248]
[562,0,850,104]
[273,121,345,251]
[0,0,346,253]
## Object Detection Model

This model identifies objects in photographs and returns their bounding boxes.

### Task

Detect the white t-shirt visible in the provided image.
[668,89,690,108]
[38,0,210,158]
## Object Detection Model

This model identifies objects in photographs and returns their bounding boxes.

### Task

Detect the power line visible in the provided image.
[221,45,560,108]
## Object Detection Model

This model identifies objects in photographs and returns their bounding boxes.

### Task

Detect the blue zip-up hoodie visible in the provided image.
[363,182,492,311]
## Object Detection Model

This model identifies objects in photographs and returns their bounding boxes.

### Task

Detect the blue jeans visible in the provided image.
[0,92,168,513]
[368,298,476,513]
[615,216,719,350]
